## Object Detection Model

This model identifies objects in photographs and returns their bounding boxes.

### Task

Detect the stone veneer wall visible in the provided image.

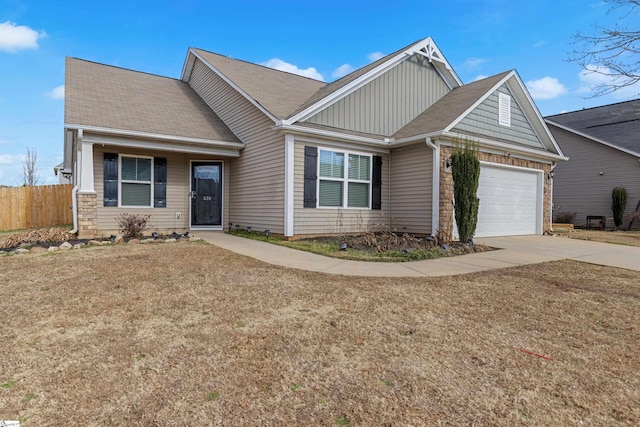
[438,145,552,242]
[77,193,98,239]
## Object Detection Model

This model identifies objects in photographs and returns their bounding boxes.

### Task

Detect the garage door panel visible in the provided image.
[473,164,541,238]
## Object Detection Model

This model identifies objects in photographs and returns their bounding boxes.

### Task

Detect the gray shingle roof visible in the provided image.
[546,99,640,155]
[393,71,511,139]
[65,57,240,143]
[192,48,326,120]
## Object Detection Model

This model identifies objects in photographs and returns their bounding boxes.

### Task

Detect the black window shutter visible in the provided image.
[303,146,318,208]
[103,153,118,207]
[154,157,167,208]
[372,155,382,210]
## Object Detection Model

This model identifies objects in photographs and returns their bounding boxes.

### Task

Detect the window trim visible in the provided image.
[317,147,372,209]
[118,154,154,208]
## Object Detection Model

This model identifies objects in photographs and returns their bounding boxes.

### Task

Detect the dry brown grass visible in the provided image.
[1,242,639,426]
[563,229,640,247]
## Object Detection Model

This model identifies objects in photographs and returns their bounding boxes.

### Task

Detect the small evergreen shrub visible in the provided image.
[115,213,152,238]
[612,187,627,228]
[451,143,480,243]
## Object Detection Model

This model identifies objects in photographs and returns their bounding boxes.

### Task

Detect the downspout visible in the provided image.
[425,137,439,237]
[68,129,82,234]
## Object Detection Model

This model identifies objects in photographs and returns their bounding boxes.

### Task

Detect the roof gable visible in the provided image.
[65,57,240,144]
[183,48,326,120]
[546,99,640,155]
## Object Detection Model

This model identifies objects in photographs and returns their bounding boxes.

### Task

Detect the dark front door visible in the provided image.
[191,162,222,227]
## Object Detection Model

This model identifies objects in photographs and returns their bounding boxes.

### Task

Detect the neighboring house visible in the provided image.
[54,162,71,184]
[62,37,565,240]
[546,100,640,229]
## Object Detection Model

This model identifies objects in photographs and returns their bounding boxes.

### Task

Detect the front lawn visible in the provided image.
[1,242,638,425]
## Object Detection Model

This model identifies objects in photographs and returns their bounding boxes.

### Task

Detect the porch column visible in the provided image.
[77,134,98,238]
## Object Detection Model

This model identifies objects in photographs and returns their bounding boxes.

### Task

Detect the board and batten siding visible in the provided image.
[389,143,433,234]
[550,125,640,228]
[305,55,450,136]
[188,59,285,233]
[93,144,230,234]
[293,141,390,235]
[454,86,542,149]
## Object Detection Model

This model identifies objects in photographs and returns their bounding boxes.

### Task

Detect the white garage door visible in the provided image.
[473,163,542,238]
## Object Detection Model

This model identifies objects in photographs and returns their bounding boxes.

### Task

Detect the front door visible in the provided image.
[191,162,222,227]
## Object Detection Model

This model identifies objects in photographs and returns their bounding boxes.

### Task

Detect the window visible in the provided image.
[121,155,152,206]
[318,149,370,208]
[498,92,511,127]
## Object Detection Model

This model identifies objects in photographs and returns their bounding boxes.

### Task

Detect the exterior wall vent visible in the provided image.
[498,92,511,127]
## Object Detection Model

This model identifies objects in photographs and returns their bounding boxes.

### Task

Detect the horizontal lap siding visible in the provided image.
[189,59,284,233]
[293,142,389,235]
[306,55,449,135]
[390,143,433,234]
[551,126,640,227]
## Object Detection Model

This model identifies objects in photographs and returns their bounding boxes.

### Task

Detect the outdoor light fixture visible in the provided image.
[235,224,239,233]
[547,170,555,180]
[339,243,347,250]
[151,232,159,239]
[445,157,452,169]
[229,222,232,231]
[264,229,270,239]
[247,226,252,234]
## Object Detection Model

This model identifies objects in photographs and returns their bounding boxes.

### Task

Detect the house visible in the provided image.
[61,37,566,240]
[546,100,640,228]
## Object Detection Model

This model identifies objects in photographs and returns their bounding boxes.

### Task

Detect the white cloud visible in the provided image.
[473,74,489,82]
[261,58,324,81]
[0,21,45,53]
[578,65,640,99]
[462,57,489,70]
[46,85,65,100]
[331,64,354,79]
[0,153,22,165]
[367,51,385,62]
[533,40,546,48]
[525,76,568,100]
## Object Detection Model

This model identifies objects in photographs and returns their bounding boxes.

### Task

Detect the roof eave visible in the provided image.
[545,119,640,158]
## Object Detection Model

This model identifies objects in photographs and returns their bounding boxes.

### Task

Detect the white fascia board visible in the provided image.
[285,37,460,125]
[187,49,280,125]
[506,71,566,157]
[180,48,197,82]
[545,119,640,159]
[444,71,515,133]
[439,131,569,163]
[65,124,244,150]
[293,134,390,155]
[82,133,241,157]
[275,124,389,149]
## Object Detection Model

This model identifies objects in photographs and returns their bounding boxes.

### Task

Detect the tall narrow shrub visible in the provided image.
[612,186,627,228]
[451,144,480,243]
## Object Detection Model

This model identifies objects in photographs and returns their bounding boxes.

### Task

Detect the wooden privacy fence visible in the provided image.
[0,184,73,231]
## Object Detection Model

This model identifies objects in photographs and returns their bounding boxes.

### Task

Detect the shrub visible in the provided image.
[451,143,480,243]
[554,211,576,224]
[611,187,628,228]
[115,213,151,238]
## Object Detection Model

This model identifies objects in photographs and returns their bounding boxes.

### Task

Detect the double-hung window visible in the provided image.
[318,149,371,208]
[120,155,152,207]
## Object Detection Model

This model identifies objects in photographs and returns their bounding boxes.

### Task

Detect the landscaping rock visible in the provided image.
[31,246,46,253]
[88,240,102,245]
[73,244,83,249]
[163,238,177,243]
[48,246,59,252]
[140,238,154,244]
[128,239,140,245]
[15,248,30,254]
[59,242,73,250]
[114,235,124,244]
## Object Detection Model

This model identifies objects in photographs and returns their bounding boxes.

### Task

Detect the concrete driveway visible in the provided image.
[197,232,640,277]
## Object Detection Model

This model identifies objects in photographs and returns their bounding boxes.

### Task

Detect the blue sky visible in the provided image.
[1,0,638,186]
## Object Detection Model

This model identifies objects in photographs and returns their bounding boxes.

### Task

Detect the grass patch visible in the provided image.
[205,391,220,401]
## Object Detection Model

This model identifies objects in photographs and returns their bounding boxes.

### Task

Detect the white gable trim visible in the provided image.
[545,119,640,158]
[182,49,280,125]
[284,37,462,125]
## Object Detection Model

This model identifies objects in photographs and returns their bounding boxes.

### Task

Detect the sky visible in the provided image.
[1,0,638,186]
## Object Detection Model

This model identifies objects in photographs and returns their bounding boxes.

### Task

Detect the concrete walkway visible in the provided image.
[195,232,640,277]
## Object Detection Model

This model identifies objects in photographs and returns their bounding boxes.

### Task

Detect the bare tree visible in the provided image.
[22,147,41,186]
[569,0,640,97]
